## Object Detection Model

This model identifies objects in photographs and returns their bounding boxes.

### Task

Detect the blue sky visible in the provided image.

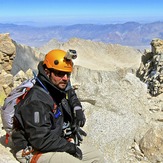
[1,0,163,26]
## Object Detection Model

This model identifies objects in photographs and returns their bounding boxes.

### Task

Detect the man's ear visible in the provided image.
[44,68,50,77]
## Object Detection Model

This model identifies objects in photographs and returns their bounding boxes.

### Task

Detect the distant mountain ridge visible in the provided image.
[0,21,163,48]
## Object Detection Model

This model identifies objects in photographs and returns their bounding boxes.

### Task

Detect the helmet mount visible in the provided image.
[64,49,77,60]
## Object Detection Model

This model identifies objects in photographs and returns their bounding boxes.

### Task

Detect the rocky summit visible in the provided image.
[1,33,163,163]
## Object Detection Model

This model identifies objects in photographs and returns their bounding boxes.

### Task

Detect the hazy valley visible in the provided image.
[0,21,163,49]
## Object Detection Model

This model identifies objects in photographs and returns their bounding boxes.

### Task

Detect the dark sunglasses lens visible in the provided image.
[55,71,71,77]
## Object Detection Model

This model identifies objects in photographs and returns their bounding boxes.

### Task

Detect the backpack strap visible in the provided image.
[30,152,42,163]
[16,87,31,104]
[5,133,10,144]
[34,85,47,93]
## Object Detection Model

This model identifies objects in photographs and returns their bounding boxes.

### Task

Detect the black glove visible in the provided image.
[73,146,83,160]
[73,127,87,146]
[75,109,86,127]
[67,143,83,160]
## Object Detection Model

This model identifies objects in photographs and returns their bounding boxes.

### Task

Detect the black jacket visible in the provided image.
[12,61,82,154]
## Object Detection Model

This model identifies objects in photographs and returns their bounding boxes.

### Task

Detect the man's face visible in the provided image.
[49,70,71,90]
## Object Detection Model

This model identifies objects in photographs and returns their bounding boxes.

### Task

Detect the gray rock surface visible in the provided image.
[1,33,163,163]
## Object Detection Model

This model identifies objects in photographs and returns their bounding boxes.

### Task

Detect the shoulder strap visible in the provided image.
[34,85,50,95]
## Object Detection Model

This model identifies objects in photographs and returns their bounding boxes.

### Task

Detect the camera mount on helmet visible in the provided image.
[64,49,77,60]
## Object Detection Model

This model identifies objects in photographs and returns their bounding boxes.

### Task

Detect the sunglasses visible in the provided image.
[50,69,71,78]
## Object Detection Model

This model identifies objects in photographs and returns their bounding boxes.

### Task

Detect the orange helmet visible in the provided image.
[43,49,73,72]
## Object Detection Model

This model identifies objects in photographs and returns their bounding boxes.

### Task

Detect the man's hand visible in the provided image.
[75,108,86,127]
[67,143,83,160]
[73,146,83,160]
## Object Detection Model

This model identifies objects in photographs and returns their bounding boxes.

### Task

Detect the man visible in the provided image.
[12,49,104,163]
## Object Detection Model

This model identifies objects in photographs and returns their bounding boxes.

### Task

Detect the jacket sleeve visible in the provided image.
[67,88,82,109]
[18,100,75,153]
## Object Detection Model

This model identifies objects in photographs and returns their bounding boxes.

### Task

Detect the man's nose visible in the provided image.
[62,74,69,80]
